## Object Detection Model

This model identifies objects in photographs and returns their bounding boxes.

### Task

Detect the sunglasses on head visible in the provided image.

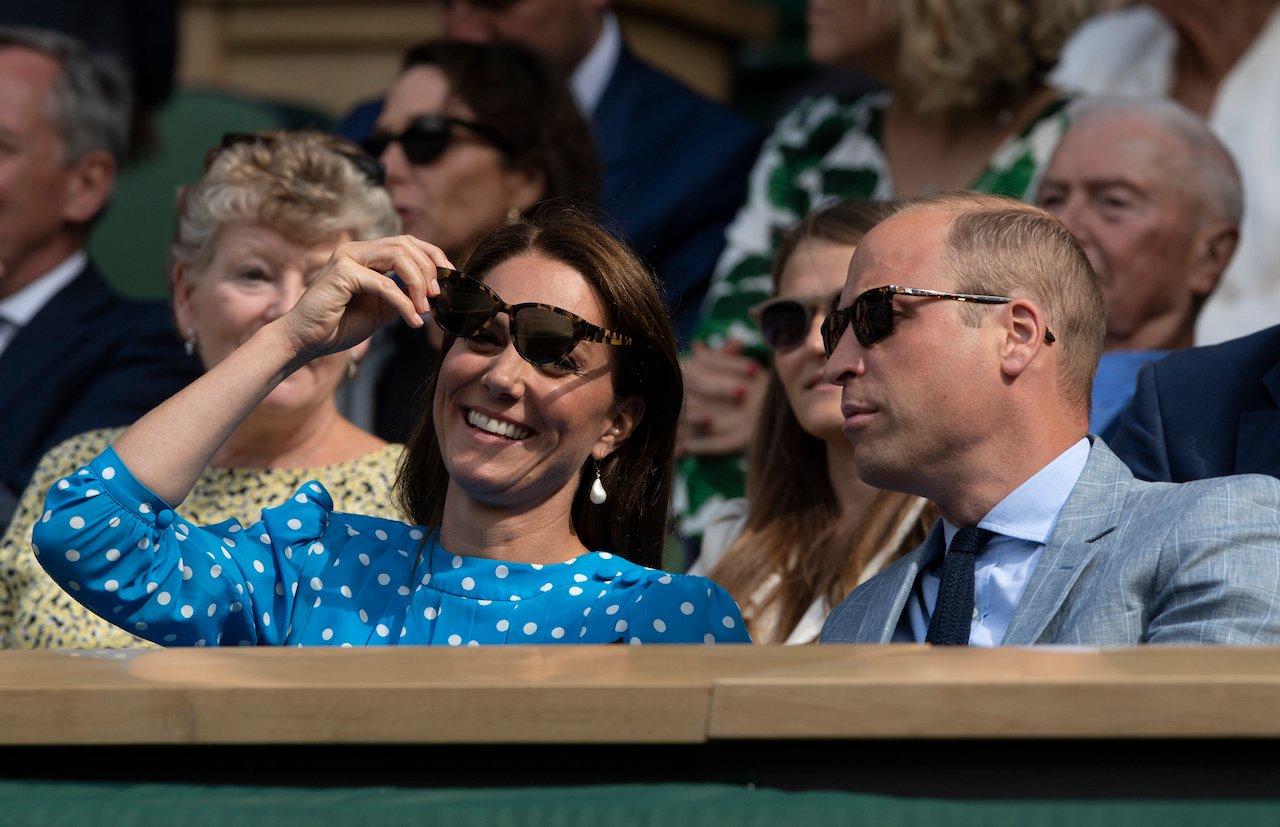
[361,115,514,166]
[749,292,839,353]
[820,284,1057,357]
[208,132,385,188]
[432,269,632,367]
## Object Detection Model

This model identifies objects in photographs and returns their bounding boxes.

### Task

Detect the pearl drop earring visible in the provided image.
[590,467,607,505]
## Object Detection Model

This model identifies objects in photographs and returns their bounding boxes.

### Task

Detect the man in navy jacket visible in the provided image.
[337,0,763,344]
[0,27,199,531]
[1107,323,1280,482]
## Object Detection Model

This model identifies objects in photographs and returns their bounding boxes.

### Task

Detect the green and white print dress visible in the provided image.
[677,89,1074,557]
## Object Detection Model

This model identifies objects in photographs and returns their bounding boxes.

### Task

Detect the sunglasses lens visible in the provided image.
[820,308,844,357]
[361,122,449,165]
[511,307,577,365]
[360,134,391,159]
[399,123,449,165]
[759,301,809,352]
[433,277,497,336]
[853,291,893,346]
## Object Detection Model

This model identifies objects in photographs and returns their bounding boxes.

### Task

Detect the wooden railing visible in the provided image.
[5,644,1280,744]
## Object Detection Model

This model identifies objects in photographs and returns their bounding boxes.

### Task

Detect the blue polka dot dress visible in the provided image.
[31,448,751,647]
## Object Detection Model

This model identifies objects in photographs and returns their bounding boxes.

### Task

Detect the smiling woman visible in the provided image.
[28,205,748,647]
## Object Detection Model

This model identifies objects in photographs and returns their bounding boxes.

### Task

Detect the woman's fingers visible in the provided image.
[284,236,458,356]
[392,235,450,315]
[683,346,765,405]
[341,235,451,317]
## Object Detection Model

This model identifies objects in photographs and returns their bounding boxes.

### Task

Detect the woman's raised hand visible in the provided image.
[279,235,452,361]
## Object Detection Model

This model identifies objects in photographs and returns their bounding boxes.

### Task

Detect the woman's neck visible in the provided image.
[881,84,1058,197]
[212,399,373,469]
[438,482,590,565]
[1164,0,1275,116]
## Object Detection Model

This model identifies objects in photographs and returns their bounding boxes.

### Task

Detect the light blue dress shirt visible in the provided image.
[901,438,1091,646]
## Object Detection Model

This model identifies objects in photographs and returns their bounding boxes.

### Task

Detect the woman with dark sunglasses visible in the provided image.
[343,39,601,444]
[31,206,749,647]
[689,200,936,643]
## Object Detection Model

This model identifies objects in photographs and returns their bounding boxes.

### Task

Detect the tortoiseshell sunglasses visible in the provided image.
[821,284,1056,356]
[431,269,632,367]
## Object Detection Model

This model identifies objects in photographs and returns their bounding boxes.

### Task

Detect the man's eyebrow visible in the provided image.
[1080,176,1143,192]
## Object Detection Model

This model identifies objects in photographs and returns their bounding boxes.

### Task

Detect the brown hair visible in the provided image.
[395,203,680,568]
[707,199,937,643]
[400,39,600,212]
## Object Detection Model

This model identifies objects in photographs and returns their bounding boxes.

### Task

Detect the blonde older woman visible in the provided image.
[0,131,403,648]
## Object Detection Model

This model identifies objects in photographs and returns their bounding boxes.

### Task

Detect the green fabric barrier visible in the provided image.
[3,781,1280,827]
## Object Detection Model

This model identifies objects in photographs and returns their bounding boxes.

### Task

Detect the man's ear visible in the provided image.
[1188,221,1238,299]
[61,149,116,225]
[999,299,1052,379]
[592,395,645,460]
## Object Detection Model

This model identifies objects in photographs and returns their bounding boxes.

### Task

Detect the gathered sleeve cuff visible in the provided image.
[31,446,335,647]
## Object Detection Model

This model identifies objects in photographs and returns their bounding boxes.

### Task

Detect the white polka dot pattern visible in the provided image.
[30,446,752,648]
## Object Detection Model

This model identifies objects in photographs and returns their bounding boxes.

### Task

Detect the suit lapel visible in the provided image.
[0,265,112,417]
[1002,440,1129,645]
[862,523,944,642]
[1236,360,1280,476]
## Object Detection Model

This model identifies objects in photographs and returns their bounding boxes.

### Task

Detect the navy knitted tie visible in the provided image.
[925,526,995,646]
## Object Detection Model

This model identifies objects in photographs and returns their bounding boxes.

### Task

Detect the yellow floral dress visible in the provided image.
[0,428,405,649]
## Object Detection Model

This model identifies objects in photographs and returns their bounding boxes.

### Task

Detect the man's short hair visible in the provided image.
[0,25,132,164]
[889,191,1105,410]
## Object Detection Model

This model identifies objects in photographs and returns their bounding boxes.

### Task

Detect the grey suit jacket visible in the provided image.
[821,440,1280,645]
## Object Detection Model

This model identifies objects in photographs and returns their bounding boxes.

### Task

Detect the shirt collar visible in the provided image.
[943,437,1091,547]
[570,10,620,117]
[0,251,87,327]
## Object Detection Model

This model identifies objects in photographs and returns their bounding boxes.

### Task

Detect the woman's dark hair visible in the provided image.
[401,39,600,212]
[396,203,680,568]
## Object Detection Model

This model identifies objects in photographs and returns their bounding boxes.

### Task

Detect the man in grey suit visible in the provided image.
[818,191,1280,646]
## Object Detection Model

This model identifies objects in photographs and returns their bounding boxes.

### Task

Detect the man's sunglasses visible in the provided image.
[362,115,514,166]
[432,269,632,367]
[208,132,385,188]
[820,284,1057,356]
[749,292,839,353]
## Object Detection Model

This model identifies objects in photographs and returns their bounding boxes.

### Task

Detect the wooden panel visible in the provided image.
[7,646,1280,747]
[709,646,1280,738]
[0,647,728,745]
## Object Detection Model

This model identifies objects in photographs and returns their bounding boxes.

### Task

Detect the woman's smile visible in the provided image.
[465,407,533,441]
